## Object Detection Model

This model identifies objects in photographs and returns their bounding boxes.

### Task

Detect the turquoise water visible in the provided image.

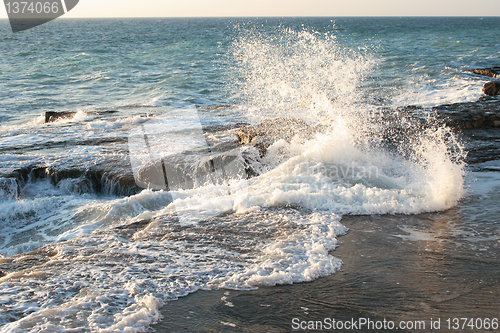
[0,17,499,332]
[1,17,498,120]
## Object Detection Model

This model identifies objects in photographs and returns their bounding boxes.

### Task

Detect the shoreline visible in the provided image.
[154,188,500,332]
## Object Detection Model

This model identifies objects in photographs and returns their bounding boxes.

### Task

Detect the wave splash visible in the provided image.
[232,27,372,121]
[0,27,467,332]
[227,27,466,214]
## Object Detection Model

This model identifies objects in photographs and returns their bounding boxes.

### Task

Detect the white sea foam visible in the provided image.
[0,27,469,333]
[391,76,485,108]
[226,28,465,214]
[0,207,347,332]
[71,110,95,122]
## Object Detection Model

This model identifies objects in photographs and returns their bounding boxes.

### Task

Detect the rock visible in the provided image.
[433,97,500,129]
[136,160,167,190]
[135,149,246,191]
[236,118,310,144]
[483,81,500,96]
[472,68,500,79]
[236,118,322,155]
[44,111,77,123]
[4,157,141,197]
[198,104,239,111]
[0,178,21,199]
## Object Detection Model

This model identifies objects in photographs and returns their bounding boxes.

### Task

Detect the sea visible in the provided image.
[0,17,499,332]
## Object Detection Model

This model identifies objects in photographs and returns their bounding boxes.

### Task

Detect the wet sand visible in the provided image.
[154,179,500,332]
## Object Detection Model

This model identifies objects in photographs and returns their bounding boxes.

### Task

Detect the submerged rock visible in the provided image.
[483,81,500,96]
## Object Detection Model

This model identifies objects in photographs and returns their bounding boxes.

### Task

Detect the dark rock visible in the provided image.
[483,81,500,96]
[374,99,500,164]
[0,178,21,199]
[472,68,500,79]
[4,157,141,197]
[202,123,250,134]
[44,111,77,123]
[433,97,500,129]
[232,102,500,167]
[460,128,500,164]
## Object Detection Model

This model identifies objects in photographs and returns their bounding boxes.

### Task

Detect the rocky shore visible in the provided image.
[2,87,500,200]
[472,67,500,79]
[473,67,500,96]
[1,157,140,199]
[435,96,500,129]
[235,97,500,161]
[484,81,500,96]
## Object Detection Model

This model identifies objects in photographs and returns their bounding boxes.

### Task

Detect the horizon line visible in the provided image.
[47,15,500,18]
[1,15,500,20]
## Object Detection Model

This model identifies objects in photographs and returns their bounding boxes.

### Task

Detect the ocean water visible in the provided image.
[0,17,499,332]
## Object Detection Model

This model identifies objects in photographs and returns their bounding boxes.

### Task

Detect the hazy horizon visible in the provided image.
[1,0,500,19]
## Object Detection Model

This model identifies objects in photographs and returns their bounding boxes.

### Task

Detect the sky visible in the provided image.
[1,0,500,19]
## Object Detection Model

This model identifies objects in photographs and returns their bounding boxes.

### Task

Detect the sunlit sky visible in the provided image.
[1,0,500,18]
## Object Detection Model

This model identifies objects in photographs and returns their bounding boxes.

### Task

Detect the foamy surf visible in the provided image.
[0,208,347,332]
[0,22,473,333]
